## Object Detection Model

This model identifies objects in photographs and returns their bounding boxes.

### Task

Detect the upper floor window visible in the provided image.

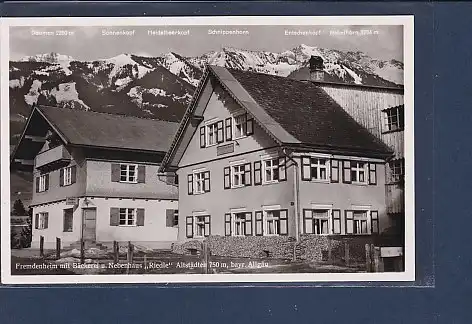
[200,120,224,148]
[383,105,404,132]
[60,165,77,187]
[194,171,205,194]
[188,170,210,195]
[207,122,218,146]
[120,164,137,183]
[233,113,247,139]
[224,163,251,189]
[263,158,279,183]
[351,161,367,184]
[310,158,329,181]
[232,164,245,188]
[111,163,145,184]
[36,173,49,193]
[389,158,405,183]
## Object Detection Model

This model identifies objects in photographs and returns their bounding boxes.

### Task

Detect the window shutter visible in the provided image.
[199,126,206,148]
[345,210,354,234]
[203,171,211,192]
[187,174,193,195]
[371,211,379,234]
[331,159,339,183]
[279,209,288,235]
[278,157,287,181]
[368,163,377,185]
[255,211,263,236]
[35,214,39,229]
[254,161,262,185]
[225,117,233,141]
[245,212,253,236]
[246,116,254,136]
[342,161,352,183]
[224,213,232,236]
[45,174,49,191]
[35,177,39,193]
[111,163,120,182]
[71,165,77,184]
[216,120,224,143]
[332,209,341,234]
[224,167,231,189]
[138,165,146,183]
[110,208,119,226]
[301,156,311,181]
[244,163,252,186]
[186,216,193,238]
[44,213,49,229]
[136,208,145,226]
[59,169,64,187]
[204,215,211,237]
[165,209,175,227]
[303,209,313,234]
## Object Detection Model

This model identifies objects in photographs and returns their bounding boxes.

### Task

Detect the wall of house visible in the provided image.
[85,160,178,200]
[31,197,179,249]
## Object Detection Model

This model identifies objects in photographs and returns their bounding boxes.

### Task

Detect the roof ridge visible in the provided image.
[37,104,179,123]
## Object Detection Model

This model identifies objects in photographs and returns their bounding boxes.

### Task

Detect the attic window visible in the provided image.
[383,105,404,133]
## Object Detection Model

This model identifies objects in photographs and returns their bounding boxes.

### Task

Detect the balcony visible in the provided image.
[35,145,71,170]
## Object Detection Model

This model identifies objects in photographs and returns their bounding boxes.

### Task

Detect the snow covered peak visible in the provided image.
[20,52,74,63]
[102,53,136,66]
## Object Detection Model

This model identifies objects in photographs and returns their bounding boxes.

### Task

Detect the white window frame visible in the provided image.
[62,166,72,186]
[233,112,247,140]
[194,215,206,238]
[310,157,330,182]
[263,205,282,236]
[120,163,138,183]
[232,212,247,237]
[38,212,48,229]
[193,170,206,194]
[390,158,405,183]
[38,174,47,192]
[350,205,372,235]
[119,208,136,227]
[262,156,279,184]
[310,204,333,235]
[231,162,246,188]
[383,106,404,132]
[351,161,367,184]
[206,121,218,147]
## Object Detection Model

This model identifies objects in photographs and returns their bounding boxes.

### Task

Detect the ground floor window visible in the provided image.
[35,212,49,230]
[186,215,210,238]
[346,210,374,235]
[254,209,288,236]
[119,208,136,226]
[225,212,253,236]
[303,209,330,234]
[63,208,73,232]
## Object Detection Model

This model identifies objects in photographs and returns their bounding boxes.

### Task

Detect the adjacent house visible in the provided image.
[11,105,180,249]
[159,64,395,258]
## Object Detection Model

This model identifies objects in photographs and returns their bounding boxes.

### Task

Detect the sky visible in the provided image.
[9,25,403,62]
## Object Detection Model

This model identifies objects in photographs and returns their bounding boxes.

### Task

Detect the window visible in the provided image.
[351,161,367,184]
[384,105,404,132]
[120,164,137,183]
[232,213,247,236]
[119,208,136,226]
[353,211,368,234]
[389,158,405,183]
[304,209,330,234]
[173,210,179,227]
[194,216,206,238]
[188,171,210,195]
[36,212,48,230]
[206,122,218,146]
[186,215,210,238]
[263,158,279,183]
[233,113,247,139]
[232,164,245,188]
[63,209,73,232]
[259,209,288,236]
[62,167,72,186]
[194,172,205,194]
[310,158,328,181]
[38,174,48,192]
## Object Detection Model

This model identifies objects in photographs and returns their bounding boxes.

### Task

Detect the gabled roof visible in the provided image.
[160,66,393,171]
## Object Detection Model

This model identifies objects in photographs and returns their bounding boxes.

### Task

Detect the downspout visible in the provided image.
[282,148,300,261]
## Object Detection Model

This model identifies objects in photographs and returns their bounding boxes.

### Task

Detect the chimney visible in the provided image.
[309,55,324,81]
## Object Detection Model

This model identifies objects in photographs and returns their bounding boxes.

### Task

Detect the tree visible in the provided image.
[12,199,27,216]
[19,217,32,248]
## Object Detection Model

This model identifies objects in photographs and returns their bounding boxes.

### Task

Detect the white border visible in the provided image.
[1,15,415,285]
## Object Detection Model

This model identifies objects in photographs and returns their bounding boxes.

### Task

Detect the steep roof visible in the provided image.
[36,105,179,152]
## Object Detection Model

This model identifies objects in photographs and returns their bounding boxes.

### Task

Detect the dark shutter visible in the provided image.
[136,208,145,226]
[279,209,288,235]
[35,214,39,229]
[224,167,231,189]
[371,211,379,234]
[254,161,262,185]
[199,126,206,148]
[255,211,263,236]
[246,116,254,135]
[368,163,377,185]
[203,171,211,192]
[225,117,232,141]
[342,161,352,183]
[45,174,49,191]
[59,168,64,187]
[137,165,146,183]
[245,212,253,236]
[224,213,232,236]
[71,165,77,184]
[332,209,341,234]
[303,209,313,234]
[244,163,252,186]
[44,213,49,229]
[216,120,224,143]
[278,157,287,181]
[331,159,339,183]
[186,216,193,238]
[110,208,119,226]
[166,209,175,227]
[35,177,39,193]
[187,174,193,195]
[345,210,354,234]
[111,163,120,182]
[301,156,311,181]
[204,215,211,237]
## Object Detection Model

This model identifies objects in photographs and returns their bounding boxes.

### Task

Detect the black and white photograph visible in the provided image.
[1,16,414,284]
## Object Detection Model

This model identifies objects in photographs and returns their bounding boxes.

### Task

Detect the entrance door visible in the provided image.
[82,208,97,241]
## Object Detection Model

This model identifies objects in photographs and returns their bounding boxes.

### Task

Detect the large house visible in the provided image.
[11,105,180,249]
[159,63,396,258]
